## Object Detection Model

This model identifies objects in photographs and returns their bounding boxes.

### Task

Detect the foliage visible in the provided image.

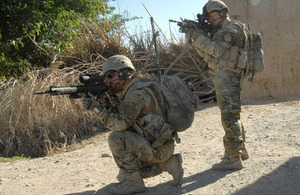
[0,0,128,80]
[0,155,30,163]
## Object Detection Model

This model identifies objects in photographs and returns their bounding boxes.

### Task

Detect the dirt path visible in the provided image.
[0,97,299,195]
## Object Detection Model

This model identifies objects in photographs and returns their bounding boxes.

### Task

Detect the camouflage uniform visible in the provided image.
[83,55,182,193]
[94,75,175,177]
[193,20,247,158]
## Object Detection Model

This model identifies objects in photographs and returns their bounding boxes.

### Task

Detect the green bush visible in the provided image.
[0,0,127,80]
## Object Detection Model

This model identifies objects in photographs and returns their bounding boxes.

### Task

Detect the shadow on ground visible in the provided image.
[66,168,230,195]
[233,156,300,195]
[66,157,300,194]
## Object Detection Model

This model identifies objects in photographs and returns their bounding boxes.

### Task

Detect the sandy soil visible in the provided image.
[0,97,299,195]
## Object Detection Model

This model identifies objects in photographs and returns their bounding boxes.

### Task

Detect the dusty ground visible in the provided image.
[0,96,299,195]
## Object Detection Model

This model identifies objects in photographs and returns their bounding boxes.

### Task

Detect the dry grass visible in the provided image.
[0,64,106,157]
[0,17,213,158]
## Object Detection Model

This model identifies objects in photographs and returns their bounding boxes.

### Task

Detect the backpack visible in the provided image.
[234,21,265,78]
[248,32,265,75]
[130,74,197,132]
[150,75,196,132]
[239,21,265,77]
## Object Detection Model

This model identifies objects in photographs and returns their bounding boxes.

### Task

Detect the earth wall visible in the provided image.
[223,0,300,99]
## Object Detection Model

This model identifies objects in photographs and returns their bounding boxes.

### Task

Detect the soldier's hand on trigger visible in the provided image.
[82,92,101,110]
[97,93,110,108]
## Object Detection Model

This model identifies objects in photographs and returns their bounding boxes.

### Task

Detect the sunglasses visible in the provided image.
[208,11,218,18]
[105,71,116,79]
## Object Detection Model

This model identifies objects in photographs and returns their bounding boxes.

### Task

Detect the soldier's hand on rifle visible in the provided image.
[97,93,111,108]
[186,28,207,45]
[186,28,206,40]
[82,93,102,110]
[186,29,198,44]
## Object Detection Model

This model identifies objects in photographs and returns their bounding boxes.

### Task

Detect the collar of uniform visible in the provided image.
[116,77,141,99]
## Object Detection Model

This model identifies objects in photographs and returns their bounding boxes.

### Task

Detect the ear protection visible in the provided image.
[219,9,228,18]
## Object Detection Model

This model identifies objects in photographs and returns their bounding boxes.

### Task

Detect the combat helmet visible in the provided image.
[203,0,229,17]
[101,55,136,75]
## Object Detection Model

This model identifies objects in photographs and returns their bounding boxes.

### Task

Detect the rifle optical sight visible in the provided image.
[79,75,105,85]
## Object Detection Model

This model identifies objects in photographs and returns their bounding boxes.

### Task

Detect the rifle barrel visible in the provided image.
[34,90,49,94]
[169,19,180,23]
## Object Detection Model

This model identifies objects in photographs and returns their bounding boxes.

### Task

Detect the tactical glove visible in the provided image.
[82,96,101,110]
[186,28,206,44]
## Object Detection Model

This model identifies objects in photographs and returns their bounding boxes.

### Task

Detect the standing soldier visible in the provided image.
[187,0,249,170]
[82,55,183,194]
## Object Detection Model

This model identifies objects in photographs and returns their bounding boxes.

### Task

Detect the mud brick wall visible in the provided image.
[223,0,300,99]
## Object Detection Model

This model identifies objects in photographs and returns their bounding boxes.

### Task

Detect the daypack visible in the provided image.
[230,21,264,78]
[150,75,196,132]
[248,32,265,75]
[237,20,265,77]
[130,74,197,132]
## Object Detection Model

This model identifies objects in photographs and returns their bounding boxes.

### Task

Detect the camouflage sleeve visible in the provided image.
[193,23,242,58]
[94,89,151,132]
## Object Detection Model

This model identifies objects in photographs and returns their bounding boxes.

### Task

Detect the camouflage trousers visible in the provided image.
[108,130,174,178]
[213,68,246,157]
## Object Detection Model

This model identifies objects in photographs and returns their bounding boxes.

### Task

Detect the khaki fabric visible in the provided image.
[193,20,246,72]
[213,66,245,157]
[108,131,174,175]
[192,20,248,157]
[95,77,152,132]
[101,55,135,75]
[95,75,176,177]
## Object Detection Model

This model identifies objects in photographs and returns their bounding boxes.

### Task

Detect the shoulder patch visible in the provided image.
[223,34,233,43]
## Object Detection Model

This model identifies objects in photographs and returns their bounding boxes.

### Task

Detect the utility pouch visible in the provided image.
[227,46,239,68]
[219,46,239,69]
[237,51,248,70]
[136,113,173,148]
[219,49,230,66]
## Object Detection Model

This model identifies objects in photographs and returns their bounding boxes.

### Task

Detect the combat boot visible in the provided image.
[224,148,249,161]
[110,171,146,195]
[116,168,126,182]
[159,153,183,185]
[212,156,243,171]
[241,147,249,160]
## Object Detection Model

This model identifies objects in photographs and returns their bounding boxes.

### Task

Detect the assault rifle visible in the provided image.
[34,74,108,99]
[169,14,214,36]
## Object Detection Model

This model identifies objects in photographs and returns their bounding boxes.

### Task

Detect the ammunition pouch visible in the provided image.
[133,113,174,148]
[208,46,249,74]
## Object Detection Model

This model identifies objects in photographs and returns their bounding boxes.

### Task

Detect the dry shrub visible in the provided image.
[0,17,214,158]
[0,64,106,157]
[65,18,128,63]
[126,31,214,98]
